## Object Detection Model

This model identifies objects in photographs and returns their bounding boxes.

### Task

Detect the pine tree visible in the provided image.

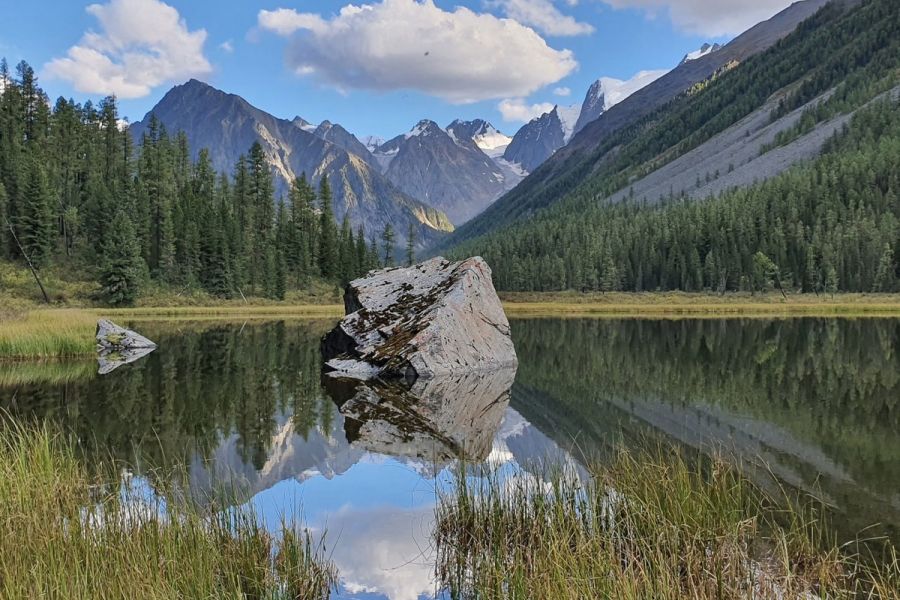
[381,223,395,266]
[99,210,145,305]
[317,175,339,279]
[20,156,54,267]
[355,225,368,276]
[406,222,415,266]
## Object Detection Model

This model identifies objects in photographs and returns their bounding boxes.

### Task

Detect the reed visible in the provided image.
[0,420,338,599]
[436,449,900,599]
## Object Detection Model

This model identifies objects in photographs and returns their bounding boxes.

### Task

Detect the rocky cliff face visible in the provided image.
[129,80,453,248]
[376,120,508,225]
[502,107,567,173]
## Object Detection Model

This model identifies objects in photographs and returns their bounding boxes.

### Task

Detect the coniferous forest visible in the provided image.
[450,97,900,293]
[0,60,386,305]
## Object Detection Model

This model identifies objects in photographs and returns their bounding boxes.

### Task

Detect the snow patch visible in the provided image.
[681,43,722,64]
[361,134,384,152]
[556,104,580,142]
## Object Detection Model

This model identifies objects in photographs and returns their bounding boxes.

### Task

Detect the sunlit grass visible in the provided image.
[0,309,97,359]
[0,420,338,599]
[436,449,900,599]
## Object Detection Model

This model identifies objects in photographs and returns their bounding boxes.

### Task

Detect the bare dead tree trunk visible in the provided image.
[6,218,50,304]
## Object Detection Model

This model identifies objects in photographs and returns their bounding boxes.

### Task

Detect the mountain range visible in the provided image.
[129,45,686,236]
[129,80,454,249]
[441,0,838,248]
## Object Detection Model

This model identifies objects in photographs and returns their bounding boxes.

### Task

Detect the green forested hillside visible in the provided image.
[451,96,899,293]
[445,0,899,293]
[0,61,391,306]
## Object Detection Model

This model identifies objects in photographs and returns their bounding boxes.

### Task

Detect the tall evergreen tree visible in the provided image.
[99,210,144,305]
[317,175,338,279]
[406,222,415,267]
[381,223,395,266]
[20,156,54,267]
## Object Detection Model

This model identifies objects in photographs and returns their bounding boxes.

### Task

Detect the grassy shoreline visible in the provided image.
[1,293,899,360]
[0,422,337,599]
[437,449,900,599]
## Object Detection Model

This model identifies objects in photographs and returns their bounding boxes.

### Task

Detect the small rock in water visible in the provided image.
[96,319,157,375]
[322,256,517,381]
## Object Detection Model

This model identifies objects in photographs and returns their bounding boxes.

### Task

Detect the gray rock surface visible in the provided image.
[322,257,517,380]
[95,319,157,375]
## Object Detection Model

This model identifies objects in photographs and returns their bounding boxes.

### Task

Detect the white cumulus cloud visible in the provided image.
[488,0,595,36]
[553,86,571,96]
[258,0,578,104]
[600,0,795,37]
[498,97,555,122]
[44,0,212,99]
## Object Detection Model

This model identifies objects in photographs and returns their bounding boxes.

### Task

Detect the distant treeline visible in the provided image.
[0,60,404,305]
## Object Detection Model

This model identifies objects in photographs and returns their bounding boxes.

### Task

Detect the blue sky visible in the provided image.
[0,0,795,139]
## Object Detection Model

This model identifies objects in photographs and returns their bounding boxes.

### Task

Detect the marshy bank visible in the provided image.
[0,421,337,599]
[3,292,900,360]
[436,450,900,599]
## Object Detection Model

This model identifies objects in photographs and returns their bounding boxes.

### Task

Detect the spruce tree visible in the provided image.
[406,222,415,266]
[317,175,339,279]
[20,156,54,267]
[355,225,368,276]
[99,210,144,305]
[381,223,395,266]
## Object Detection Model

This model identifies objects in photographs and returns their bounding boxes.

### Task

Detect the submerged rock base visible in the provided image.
[322,256,517,381]
[96,319,157,375]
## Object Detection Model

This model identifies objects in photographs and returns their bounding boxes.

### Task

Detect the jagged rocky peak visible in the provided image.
[292,115,315,131]
[407,119,444,138]
[502,106,567,173]
[573,70,669,135]
[681,42,723,64]
[322,256,517,381]
[447,119,512,156]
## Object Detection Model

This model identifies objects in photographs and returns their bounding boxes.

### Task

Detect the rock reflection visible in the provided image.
[324,367,517,469]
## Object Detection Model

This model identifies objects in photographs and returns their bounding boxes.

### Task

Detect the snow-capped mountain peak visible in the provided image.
[406,119,441,139]
[291,116,316,132]
[447,119,512,157]
[680,42,723,65]
[573,69,669,135]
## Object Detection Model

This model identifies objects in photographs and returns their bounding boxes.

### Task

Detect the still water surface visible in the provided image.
[2,317,898,600]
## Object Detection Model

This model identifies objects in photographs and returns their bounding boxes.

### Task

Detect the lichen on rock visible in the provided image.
[322,256,517,381]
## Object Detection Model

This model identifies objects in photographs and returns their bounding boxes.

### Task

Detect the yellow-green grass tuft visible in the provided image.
[0,309,97,359]
[0,419,338,599]
[436,448,900,599]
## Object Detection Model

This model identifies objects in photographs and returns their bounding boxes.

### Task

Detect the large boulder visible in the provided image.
[322,257,517,381]
[95,319,157,375]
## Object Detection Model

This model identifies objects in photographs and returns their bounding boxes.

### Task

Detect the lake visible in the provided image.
[2,317,898,600]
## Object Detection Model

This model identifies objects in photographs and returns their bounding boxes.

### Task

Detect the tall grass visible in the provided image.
[436,449,900,599]
[0,420,338,599]
[0,309,97,359]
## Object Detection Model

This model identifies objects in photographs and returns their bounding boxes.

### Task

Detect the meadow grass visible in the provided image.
[436,449,900,599]
[0,420,338,600]
[0,309,98,359]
